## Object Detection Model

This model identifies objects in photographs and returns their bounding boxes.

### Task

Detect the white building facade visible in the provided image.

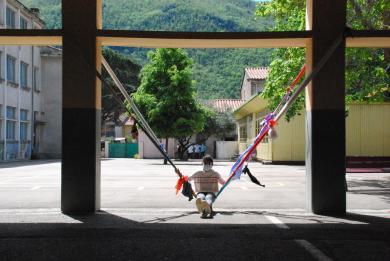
[0,0,45,160]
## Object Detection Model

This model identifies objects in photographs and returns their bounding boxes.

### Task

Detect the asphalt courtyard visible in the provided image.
[0,159,389,260]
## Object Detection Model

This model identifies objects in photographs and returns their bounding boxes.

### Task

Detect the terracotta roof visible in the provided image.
[204,99,245,112]
[245,67,269,80]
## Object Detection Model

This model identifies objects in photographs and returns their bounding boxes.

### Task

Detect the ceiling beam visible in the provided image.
[98,36,309,48]
[0,29,388,48]
[347,30,390,48]
[0,29,62,45]
[98,30,311,48]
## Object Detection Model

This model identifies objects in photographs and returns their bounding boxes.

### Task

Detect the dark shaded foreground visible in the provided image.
[0,210,390,261]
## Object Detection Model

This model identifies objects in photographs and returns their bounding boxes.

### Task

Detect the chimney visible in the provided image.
[30,8,40,17]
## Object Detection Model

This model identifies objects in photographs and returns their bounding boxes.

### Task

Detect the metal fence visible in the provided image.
[109,143,138,158]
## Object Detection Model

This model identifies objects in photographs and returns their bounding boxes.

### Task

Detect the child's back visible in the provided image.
[188,155,225,218]
[190,169,224,193]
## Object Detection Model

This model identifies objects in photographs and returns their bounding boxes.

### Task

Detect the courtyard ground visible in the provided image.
[0,159,389,260]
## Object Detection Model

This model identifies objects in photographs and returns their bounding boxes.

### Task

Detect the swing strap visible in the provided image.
[216,31,347,200]
[243,166,265,187]
[100,58,182,176]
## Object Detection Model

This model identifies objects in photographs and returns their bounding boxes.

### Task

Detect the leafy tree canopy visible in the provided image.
[133,48,206,141]
[198,108,237,142]
[256,0,389,120]
[102,48,141,124]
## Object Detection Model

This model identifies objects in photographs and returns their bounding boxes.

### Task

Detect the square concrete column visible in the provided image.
[61,0,102,213]
[305,0,346,214]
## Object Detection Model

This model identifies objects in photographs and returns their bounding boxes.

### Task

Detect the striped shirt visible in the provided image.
[189,169,226,193]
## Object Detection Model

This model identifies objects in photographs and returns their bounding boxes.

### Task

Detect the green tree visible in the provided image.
[197,108,236,143]
[102,48,141,124]
[256,0,389,120]
[133,48,206,161]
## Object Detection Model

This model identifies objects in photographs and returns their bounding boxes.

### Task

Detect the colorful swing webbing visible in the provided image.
[216,33,345,200]
[216,65,307,198]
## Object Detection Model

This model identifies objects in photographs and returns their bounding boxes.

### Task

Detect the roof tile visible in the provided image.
[205,99,245,112]
[245,67,269,80]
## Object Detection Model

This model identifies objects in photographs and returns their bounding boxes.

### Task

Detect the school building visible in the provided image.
[0,0,62,161]
[234,68,390,163]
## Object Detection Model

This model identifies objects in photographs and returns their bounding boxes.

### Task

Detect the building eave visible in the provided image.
[233,95,268,120]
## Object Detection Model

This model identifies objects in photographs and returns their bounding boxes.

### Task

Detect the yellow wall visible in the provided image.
[271,113,305,161]
[346,104,390,157]
[257,142,272,161]
[235,97,390,161]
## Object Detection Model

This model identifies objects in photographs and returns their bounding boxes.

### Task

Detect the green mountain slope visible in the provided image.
[21,0,272,99]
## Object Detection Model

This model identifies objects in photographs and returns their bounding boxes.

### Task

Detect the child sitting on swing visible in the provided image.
[189,155,225,218]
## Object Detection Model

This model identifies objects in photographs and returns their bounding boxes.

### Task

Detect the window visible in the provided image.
[20,17,28,29]
[7,55,16,83]
[239,125,247,142]
[20,109,28,121]
[250,81,263,96]
[255,111,268,143]
[239,119,247,142]
[6,106,16,119]
[6,106,16,140]
[247,115,253,139]
[255,117,261,135]
[6,7,16,29]
[33,67,40,91]
[20,62,29,88]
[20,109,29,141]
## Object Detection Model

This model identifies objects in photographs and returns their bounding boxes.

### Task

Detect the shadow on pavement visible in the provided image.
[1,210,389,260]
[347,178,390,204]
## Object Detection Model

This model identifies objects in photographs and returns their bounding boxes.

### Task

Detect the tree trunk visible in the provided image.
[163,138,168,165]
[178,147,185,160]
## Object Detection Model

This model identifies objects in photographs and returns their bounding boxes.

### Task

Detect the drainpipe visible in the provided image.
[30,46,34,158]
[30,18,34,159]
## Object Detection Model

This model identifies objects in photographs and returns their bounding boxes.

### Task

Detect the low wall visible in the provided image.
[216,141,238,159]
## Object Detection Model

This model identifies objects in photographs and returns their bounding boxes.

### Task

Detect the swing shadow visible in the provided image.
[1,209,390,260]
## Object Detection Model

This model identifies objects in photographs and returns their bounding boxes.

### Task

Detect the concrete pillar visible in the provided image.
[61,0,102,213]
[305,0,346,214]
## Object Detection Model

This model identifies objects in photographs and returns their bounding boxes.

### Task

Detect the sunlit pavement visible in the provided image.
[0,158,389,211]
[0,159,389,260]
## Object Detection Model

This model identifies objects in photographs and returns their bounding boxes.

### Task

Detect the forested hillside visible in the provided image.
[21,0,273,99]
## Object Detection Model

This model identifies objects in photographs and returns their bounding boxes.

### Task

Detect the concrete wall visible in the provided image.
[215,141,238,159]
[138,130,175,159]
[240,73,251,100]
[240,73,265,101]
[39,48,62,158]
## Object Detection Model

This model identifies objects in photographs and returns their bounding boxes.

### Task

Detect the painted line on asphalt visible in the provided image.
[0,179,18,184]
[295,239,333,261]
[264,215,290,229]
[31,186,41,190]
[137,186,145,191]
